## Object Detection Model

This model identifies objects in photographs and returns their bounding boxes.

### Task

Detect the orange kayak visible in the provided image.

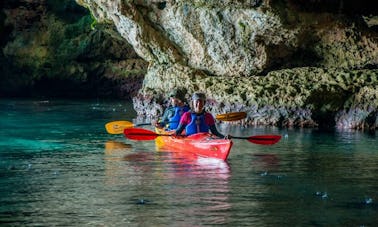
[155,128,233,161]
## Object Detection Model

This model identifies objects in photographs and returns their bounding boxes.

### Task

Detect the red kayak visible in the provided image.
[155,128,232,161]
[123,128,281,161]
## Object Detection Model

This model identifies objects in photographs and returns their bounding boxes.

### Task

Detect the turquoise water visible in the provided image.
[0,99,377,226]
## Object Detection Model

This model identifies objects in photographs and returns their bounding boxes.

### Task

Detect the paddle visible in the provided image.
[105,121,153,134]
[105,121,179,134]
[124,128,281,145]
[231,135,282,145]
[124,128,173,140]
[106,111,247,134]
[215,111,247,121]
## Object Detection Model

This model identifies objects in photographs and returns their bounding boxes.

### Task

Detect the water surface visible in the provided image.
[0,99,377,226]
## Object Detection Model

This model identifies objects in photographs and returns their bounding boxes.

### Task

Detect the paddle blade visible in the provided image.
[247,135,282,145]
[105,121,134,134]
[124,128,159,141]
[216,112,247,121]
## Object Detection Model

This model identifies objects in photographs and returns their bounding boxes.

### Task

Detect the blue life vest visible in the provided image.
[185,112,209,135]
[168,106,190,129]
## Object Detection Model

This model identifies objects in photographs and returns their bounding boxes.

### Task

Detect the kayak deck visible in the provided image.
[155,128,232,161]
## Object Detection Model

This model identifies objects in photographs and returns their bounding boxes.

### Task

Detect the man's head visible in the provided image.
[169,89,186,106]
[191,92,206,113]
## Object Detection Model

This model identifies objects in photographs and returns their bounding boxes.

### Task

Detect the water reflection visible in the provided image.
[155,152,232,225]
[3,99,378,226]
[253,153,280,169]
[104,140,132,152]
[104,141,232,225]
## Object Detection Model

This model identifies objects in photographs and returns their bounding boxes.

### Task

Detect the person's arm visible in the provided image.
[175,123,185,136]
[174,112,190,135]
[159,107,174,127]
[209,125,225,138]
[205,113,226,138]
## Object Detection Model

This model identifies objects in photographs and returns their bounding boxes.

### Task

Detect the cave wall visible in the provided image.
[76,0,377,129]
[1,0,377,129]
[0,0,147,98]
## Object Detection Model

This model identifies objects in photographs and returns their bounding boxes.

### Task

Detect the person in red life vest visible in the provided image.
[175,92,229,138]
[155,88,190,130]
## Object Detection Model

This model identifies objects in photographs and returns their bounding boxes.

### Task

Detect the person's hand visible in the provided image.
[224,134,232,139]
[151,119,161,128]
[173,131,184,138]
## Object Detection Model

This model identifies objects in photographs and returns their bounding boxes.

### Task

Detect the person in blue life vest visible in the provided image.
[155,88,190,130]
[175,92,229,138]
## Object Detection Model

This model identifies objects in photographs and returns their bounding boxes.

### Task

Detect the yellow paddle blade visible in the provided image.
[216,112,247,121]
[105,121,134,134]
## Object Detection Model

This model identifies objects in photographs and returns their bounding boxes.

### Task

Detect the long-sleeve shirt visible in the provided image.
[159,106,175,128]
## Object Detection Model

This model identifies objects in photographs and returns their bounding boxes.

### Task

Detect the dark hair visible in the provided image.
[192,92,206,101]
[169,88,186,102]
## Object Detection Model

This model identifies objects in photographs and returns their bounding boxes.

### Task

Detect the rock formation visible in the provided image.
[1,0,377,130]
[0,0,147,98]
[76,0,377,130]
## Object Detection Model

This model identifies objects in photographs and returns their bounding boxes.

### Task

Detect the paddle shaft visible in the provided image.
[124,128,281,145]
[232,136,277,141]
[106,112,247,134]
[105,121,177,134]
